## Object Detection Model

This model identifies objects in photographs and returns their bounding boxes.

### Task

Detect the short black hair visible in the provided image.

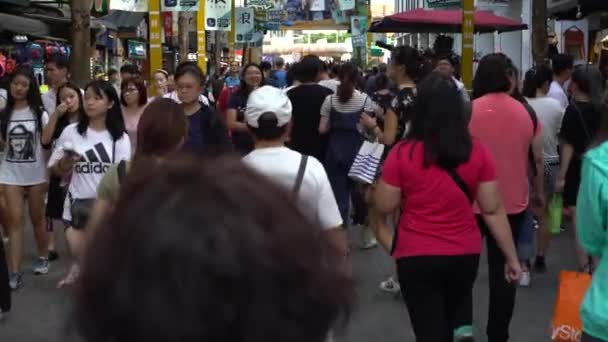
[46,55,69,70]
[551,54,574,76]
[522,64,553,98]
[260,61,272,72]
[120,64,139,76]
[375,73,389,90]
[174,62,205,85]
[248,112,288,140]
[472,53,513,99]
[74,156,354,342]
[296,55,322,83]
[108,68,118,77]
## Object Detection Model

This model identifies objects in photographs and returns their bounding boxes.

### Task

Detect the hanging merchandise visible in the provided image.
[205,0,232,31]
[266,9,285,30]
[162,0,200,12]
[310,0,325,12]
[235,7,255,43]
[109,0,148,12]
[332,9,347,24]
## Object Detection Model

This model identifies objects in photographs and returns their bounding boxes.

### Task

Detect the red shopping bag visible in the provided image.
[551,270,592,341]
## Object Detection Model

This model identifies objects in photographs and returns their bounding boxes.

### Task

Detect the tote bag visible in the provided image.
[348,140,385,184]
[551,270,592,342]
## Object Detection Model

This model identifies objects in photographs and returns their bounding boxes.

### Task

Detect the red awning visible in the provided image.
[369,8,528,34]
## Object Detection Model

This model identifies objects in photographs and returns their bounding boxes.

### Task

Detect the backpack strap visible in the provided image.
[117,160,127,185]
[292,155,308,200]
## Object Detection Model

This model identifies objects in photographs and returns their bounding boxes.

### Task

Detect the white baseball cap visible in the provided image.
[245,86,292,128]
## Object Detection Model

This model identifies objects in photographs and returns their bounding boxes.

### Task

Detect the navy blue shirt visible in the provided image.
[185,110,203,150]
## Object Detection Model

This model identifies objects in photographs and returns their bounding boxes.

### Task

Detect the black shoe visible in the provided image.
[48,250,59,262]
[534,256,546,273]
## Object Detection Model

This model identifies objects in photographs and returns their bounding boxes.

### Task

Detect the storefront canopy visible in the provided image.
[0,12,50,37]
[369,8,528,34]
[101,10,146,31]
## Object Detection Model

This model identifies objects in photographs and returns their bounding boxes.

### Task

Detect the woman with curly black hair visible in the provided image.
[74,156,354,342]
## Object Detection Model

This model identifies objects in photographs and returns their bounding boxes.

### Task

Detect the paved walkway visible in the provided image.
[0,224,579,341]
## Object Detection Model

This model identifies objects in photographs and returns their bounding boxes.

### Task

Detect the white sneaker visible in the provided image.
[379,276,401,293]
[519,271,531,287]
[359,225,378,250]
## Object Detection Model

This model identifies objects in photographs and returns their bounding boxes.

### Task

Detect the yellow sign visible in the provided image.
[197,0,207,72]
[149,0,163,93]
[461,0,474,90]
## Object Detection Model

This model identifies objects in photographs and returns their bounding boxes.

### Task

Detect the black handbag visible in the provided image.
[69,140,116,229]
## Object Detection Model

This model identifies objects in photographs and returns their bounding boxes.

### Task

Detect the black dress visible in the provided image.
[560,101,601,207]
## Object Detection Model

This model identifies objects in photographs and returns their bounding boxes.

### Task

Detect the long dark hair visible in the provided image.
[0,65,44,141]
[336,63,359,103]
[405,72,471,169]
[571,65,604,110]
[472,53,513,99]
[522,64,553,98]
[53,82,85,141]
[80,80,125,141]
[238,63,265,99]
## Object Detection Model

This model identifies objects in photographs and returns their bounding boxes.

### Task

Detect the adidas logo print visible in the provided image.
[74,143,112,174]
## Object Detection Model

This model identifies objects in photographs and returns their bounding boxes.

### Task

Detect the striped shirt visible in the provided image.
[320,90,381,117]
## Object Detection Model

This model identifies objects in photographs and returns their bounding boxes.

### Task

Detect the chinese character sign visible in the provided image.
[205,0,232,31]
[161,0,199,12]
[235,7,255,43]
[109,0,148,12]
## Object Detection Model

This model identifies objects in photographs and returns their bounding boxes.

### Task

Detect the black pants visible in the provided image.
[583,333,608,342]
[0,238,10,312]
[351,186,367,226]
[476,212,525,342]
[397,254,480,342]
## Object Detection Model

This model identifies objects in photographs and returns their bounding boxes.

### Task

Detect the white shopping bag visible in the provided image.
[348,141,385,184]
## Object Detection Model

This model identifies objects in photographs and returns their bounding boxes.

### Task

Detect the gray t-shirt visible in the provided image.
[0,107,49,186]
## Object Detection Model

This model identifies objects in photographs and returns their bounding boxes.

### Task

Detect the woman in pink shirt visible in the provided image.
[120,78,148,151]
[374,73,521,342]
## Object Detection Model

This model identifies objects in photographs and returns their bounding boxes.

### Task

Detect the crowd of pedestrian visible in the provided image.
[0,47,606,342]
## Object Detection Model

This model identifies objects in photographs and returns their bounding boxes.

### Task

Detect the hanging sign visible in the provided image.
[205,0,232,31]
[109,0,148,12]
[337,0,355,11]
[162,12,173,38]
[351,16,367,47]
[161,0,200,12]
[310,0,325,12]
[235,7,255,43]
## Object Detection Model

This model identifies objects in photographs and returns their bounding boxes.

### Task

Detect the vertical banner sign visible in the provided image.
[461,0,474,90]
[235,7,254,43]
[110,0,148,11]
[162,0,199,11]
[197,0,207,72]
[149,0,163,93]
[338,0,355,11]
[163,12,173,38]
[351,16,367,47]
[205,0,231,31]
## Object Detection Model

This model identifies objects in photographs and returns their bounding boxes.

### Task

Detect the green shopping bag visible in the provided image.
[548,193,563,235]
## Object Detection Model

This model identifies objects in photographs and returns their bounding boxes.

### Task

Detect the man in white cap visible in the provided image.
[242,86,347,255]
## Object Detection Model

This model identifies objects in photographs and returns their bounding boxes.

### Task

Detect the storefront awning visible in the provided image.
[101,10,146,30]
[549,0,608,20]
[0,12,50,37]
[0,0,30,6]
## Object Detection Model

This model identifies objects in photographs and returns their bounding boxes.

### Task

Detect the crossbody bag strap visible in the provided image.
[571,101,592,144]
[446,168,473,204]
[112,139,116,163]
[292,155,308,199]
[117,160,127,185]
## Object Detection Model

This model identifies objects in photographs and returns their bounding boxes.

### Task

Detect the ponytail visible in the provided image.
[337,62,359,103]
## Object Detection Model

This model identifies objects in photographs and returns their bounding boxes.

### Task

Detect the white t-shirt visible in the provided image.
[547,81,569,110]
[0,88,7,111]
[163,91,209,106]
[42,88,57,114]
[318,79,340,94]
[0,107,49,186]
[526,96,565,161]
[243,147,342,230]
[48,123,131,221]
